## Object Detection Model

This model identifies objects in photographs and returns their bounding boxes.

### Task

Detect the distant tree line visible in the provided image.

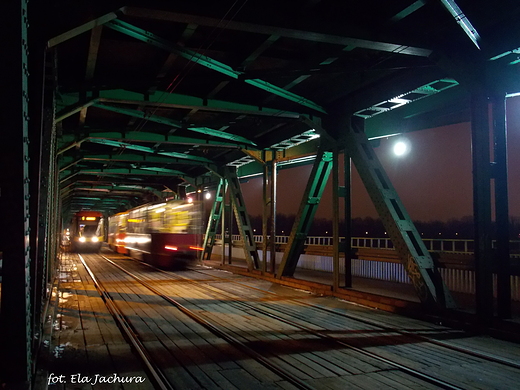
[239,214,520,239]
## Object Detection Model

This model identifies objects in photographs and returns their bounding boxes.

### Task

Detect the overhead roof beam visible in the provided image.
[389,0,429,23]
[439,0,481,49]
[47,10,119,47]
[60,167,194,181]
[86,138,214,163]
[56,98,99,122]
[59,131,245,149]
[105,19,327,114]
[63,183,166,199]
[61,90,300,118]
[60,153,213,168]
[93,102,257,146]
[121,7,432,57]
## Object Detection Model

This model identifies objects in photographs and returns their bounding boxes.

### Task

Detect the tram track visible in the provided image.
[110,253,520,372]
[80,253,318,390]
[184,265,520,371]
[92,252,509,390]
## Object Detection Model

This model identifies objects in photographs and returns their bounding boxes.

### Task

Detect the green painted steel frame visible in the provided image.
[277,149,333,277]
[224,166,260,270]
[93,102,256,146]
[346,117,455,309]
[105,19,327,114]
[202,178,225,260]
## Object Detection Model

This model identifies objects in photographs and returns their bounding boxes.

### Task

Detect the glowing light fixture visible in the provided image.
[187,197,193,203]
[79,237,86,242]
[165,245,178,251]
[393,139,410,157]
[205,192,211,200]
[91,237,99,242]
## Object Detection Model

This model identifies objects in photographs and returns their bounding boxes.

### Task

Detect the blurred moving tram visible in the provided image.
[70,211,104,252]
[108,199,202,268]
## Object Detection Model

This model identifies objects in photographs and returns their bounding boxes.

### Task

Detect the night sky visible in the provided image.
[241,96,520,222]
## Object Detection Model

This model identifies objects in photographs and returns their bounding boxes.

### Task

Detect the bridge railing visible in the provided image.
[223,234,520,254]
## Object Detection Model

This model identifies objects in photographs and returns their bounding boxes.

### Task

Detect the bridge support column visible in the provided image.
[277,149,333,277]
[0,0,32,387]
[343,116,455,309]
[225,167,260,271]
[471,90,494,323]
[492,93,511,319]
[202,178,225,260]
[343,153,353,288]
[332,148,340,291]
[262,159,268,274]
[270,157,277,273]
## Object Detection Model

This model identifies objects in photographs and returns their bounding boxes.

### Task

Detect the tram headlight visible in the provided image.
[91,236,99,243]
[79,237,86,243]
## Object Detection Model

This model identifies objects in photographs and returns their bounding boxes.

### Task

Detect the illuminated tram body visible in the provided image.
[108,199,202,268]
[71,211,104,252]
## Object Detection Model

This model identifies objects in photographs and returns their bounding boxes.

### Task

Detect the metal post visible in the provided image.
[471,90,494,323]
[270,157,277,274]
[492,93,511,319]
[343,152,353,287]
[221,181,227,264]
[262,160,268,274]
[0,0,32,386]
[332,148,340,291]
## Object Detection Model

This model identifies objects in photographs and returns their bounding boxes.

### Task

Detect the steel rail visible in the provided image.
[102,255,465,390]
[185,266,520,370]
[77,254,173,390]
[109,254,520,370]
[99,255,318,390]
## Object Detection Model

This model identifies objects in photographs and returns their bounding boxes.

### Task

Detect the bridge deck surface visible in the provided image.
[35,250,520,390]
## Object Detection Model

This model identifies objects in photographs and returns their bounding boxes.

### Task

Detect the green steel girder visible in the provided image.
[86,138,215,164]
[93,102,257,146]
[224,167,260,270]
[55,98,99,122]
[59,167,194,184]
[47,10,119,47]
[105,19,327,114]
[202,178,225,260]
[62,89,302,118]
[345,117,455,309]
[61,183,166,199]
[277,149,333,277]
[59,130,248,150]
[59,153,213,172]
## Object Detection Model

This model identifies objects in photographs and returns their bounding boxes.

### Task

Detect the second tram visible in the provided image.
[108,199,202,268]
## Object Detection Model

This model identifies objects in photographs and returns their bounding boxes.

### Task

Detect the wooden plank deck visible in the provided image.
[38,252,520,390]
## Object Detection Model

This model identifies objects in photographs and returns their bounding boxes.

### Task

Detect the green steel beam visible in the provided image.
[60,130,248,149]
[62,183,166,199]
[63,89,302,118]
[105,19,327,114]
[59,168,194,184]
[93,102,257,146]
[276,149,333,277]
[122,7,432,57]
[224,167,260,270]
[202,178,225,260]
[47,10,119,47]
[86,138,214,164]
[55,98,99,122]
[345,117,455,309]
[59,153,212,171]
